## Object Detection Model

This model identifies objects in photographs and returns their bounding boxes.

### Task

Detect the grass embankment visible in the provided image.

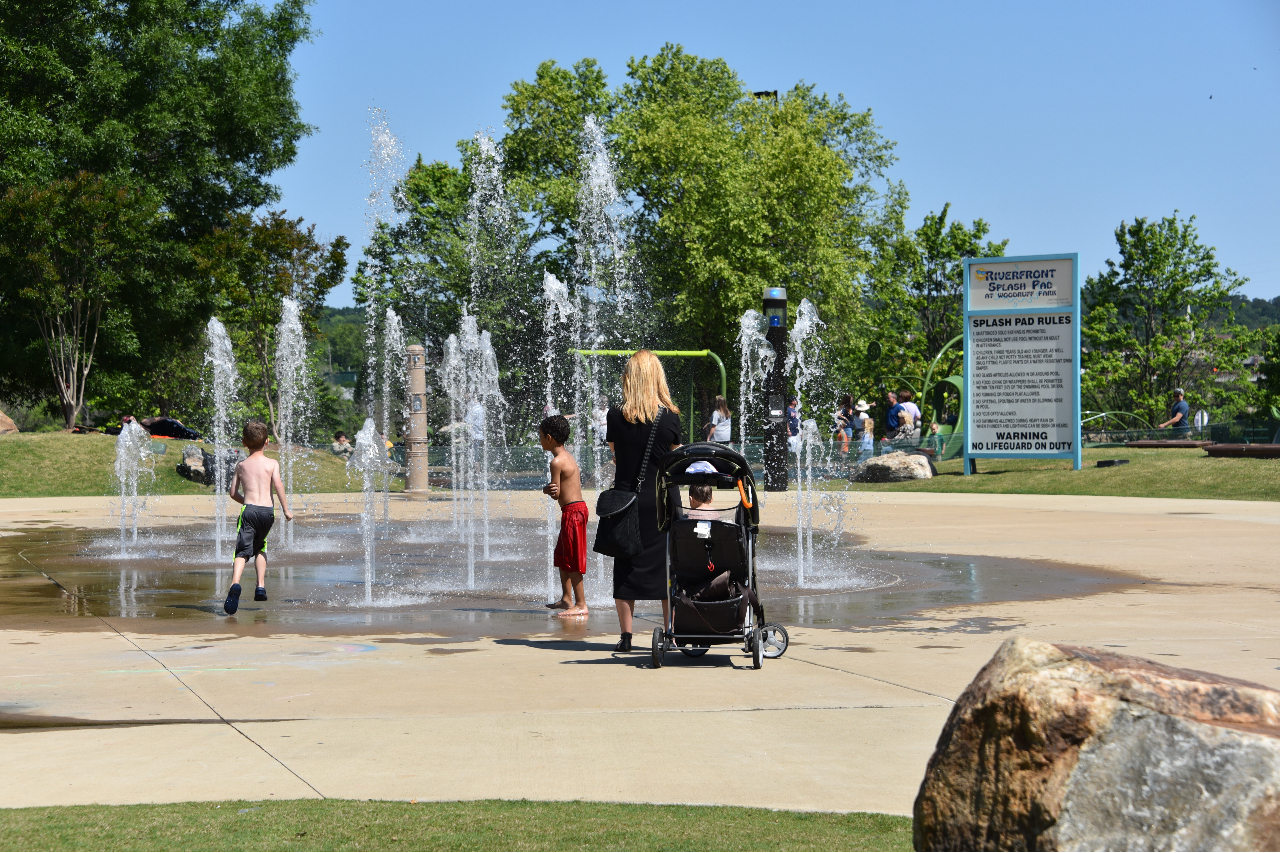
[846,446,1280,502]
[0,799,912,852]
[4,433,1277,502]
[0,433,378,498]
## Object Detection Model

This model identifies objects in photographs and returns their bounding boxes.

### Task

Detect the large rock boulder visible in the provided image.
[914,637,1280,851]
[0,409,17,434]
[176,444,208,484]
[850,451,932,482]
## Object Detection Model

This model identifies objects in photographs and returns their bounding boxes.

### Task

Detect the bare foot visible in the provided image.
[557,606,588,618]
[545,600,570,610]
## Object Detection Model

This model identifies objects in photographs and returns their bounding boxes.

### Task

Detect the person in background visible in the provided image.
[888,389,916,442]
[705,395,732,444]
[787,396,801,453]
[1158,388,1192,436]
[884,390,901,440]
[851,400,874,463]
[924,421,944,453]
[465,398,486,444]
[592,395,610,446]
[833,395,855,454]
[331,431,353,459]
[899,389,922,441]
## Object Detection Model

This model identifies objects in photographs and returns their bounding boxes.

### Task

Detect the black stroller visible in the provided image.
[649,442,789,669]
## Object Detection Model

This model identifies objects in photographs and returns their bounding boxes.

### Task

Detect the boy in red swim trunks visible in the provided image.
[539,414,588,617]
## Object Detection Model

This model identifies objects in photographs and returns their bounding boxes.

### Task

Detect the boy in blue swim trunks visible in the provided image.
[223,421,293,615]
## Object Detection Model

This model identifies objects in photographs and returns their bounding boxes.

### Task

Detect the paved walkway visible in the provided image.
[2,491,1278,814]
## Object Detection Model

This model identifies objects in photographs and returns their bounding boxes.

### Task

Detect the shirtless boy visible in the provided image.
[223,421,293,615]
[539,415,588,617]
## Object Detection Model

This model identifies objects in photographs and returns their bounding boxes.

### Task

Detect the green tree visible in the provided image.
[209,211,348,438]
[1255,327,1280,418]
[1082,212,1253,425]
[0,0,311,224]
[0,173,159,428]
[855,203,1006,424]
[0,0,314,420]
[502,58,614,277]
[363,45,909,435]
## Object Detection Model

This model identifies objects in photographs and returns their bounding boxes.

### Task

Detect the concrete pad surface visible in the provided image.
[0,723,319,807]
[2,491,1279,815]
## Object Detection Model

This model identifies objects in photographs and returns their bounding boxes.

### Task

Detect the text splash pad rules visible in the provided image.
[963,254,1081,472]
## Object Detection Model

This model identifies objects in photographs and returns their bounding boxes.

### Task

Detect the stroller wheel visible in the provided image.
[761,623,789,659]
[651,628,664,669]
[751,625,763,669]
[680,646,709,658]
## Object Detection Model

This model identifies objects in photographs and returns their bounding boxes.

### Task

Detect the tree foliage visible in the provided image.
[1082,212,1254,425]
[0,0,315,424]
[852,203,1007,423]
[0,0,312,229]
[0,173,159,427]
[617,46,899,362]
[207,211,348,438]
[365,44,908,436]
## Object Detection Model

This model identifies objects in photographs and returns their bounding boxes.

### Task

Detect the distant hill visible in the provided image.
[317,307,367,376]
[1230,295,1280,330]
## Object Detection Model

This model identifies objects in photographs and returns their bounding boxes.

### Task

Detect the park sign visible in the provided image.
[962,253,1082,474]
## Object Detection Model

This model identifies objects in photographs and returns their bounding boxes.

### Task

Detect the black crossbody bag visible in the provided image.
[592,407,663,559]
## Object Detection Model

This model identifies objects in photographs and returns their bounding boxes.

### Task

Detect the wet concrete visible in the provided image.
[0,517,1138,637]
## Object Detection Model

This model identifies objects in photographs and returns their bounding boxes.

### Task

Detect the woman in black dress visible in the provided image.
[606,350,683,652]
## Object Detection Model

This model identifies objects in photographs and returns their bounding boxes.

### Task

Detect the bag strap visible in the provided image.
[632,406,665,493]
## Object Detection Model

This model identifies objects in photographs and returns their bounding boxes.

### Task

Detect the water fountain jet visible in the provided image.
[348,417,397,603]
[204,317,240,561]
[114,420,153,556]
[274,297,311,548]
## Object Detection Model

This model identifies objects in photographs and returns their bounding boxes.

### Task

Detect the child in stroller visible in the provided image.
[650,444,789,669]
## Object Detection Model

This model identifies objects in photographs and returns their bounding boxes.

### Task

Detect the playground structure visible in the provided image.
[870,333,967,460]
[573,349,726,444]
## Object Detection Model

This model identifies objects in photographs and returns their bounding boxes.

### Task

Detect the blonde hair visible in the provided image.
[620,350,681,424]
[714,395,730,418]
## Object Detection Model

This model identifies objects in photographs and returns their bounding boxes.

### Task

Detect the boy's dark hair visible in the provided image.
[539,414,570,445]
[243,421,269,449]
[334,431,346,440]
[689,484,713,504]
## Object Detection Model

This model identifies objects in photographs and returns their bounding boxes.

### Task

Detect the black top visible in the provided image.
[606,405,683,600]
[606,406,683,491]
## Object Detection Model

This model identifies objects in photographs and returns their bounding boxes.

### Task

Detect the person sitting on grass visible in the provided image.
[331,431,353,458]
[224,421,293,615]
[540,414,589,617]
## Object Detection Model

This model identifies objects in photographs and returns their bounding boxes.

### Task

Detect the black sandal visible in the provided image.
[614,632,632,653]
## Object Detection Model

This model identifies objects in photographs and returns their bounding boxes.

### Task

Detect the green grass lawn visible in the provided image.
[843,445,1280,502]
[4,432,1278,502]
[0,433,379,498]
[0,799,912,852]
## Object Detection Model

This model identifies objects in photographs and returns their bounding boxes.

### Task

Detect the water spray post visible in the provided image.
[404,344,430,492]
[763,287,789,492]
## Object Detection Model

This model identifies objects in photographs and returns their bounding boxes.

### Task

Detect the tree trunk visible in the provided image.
[33,298,99,431]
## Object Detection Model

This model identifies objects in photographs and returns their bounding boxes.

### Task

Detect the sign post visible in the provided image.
[762,287,789,492]
[962,253,1081,474]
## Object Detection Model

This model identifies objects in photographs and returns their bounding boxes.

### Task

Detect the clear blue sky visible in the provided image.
[268,0,1280,307]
